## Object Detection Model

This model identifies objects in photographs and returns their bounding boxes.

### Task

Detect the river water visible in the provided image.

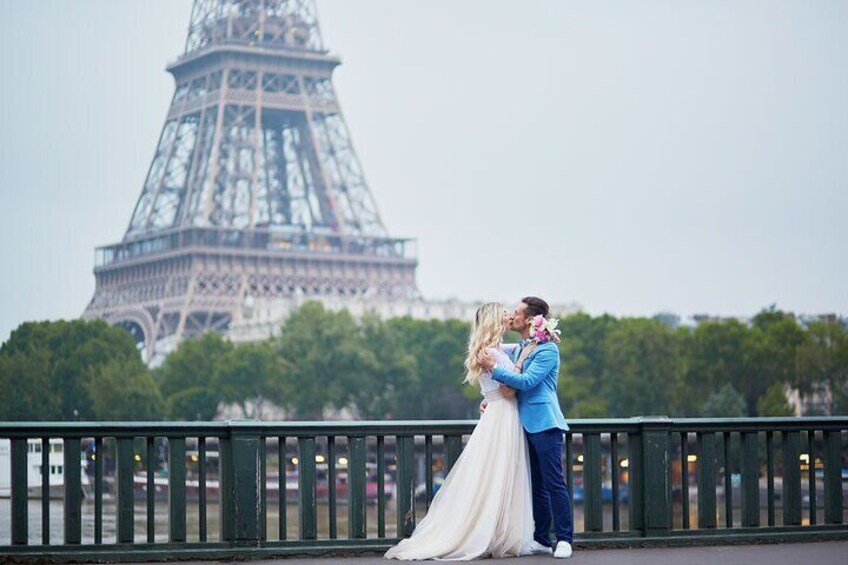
[5,498,584,545]
[2,497,840,546]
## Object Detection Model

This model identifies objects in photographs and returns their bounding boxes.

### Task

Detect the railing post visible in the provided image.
[219,433,234,542]
[377,435,387,537]
[396,435,416,537]
[116,437,135,543]
[740,431,760,527]
[348,435,367,539]
[766,431,776,526]
[277,436,288,541]
[823,429,843,525]
[637,417,672,537]
[627,429,643,533]
[584,433,603,532]
[145,437,155,543]
[697,432,717,529]
[782,431,802,526]
[169,437,187,542]
[230,423,262,545]
[42,438,51,545]
[327,436,337,539]
[298,436,318,540]
[64,437,83,545]
[259,437,267,542]
[10,439,28,545]
[445,435,463,473]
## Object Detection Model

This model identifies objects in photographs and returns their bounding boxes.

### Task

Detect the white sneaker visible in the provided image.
[553,541,573,559]
[520,540,553,555]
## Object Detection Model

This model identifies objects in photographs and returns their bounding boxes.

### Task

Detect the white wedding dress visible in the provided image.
[384,347,534,560]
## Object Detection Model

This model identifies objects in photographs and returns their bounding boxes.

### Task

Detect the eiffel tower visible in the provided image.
[84,0,419,363]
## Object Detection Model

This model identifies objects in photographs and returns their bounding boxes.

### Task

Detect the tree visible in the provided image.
[0,319,151,420]
[276,302,373,420]
[744,308,805,415]
[0,347,59,420]
[602,318,686,417]
[795,320,848,415]
[87,358,162,420]
[218,341,290,419]
[700,384,746,417]
[756,382,794,417]
[682,320,750,415]
[352,314,418,419]
[385,317,473,419]
[159,332,233,420]
[557,371,608,418]
[556,313,619,418]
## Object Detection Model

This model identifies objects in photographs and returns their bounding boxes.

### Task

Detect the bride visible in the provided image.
[384,302,534,560]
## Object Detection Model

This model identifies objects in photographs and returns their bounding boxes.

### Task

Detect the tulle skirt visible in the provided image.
[384,392,533,560]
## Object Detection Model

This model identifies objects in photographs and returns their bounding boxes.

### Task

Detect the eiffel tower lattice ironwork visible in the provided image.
[84,0,419,363]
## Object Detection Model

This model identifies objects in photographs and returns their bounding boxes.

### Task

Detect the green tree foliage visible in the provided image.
[756,382,794,417]
[159,332,233,420]
[0,319,152,420]
[700,384,747,417]
[0,347,57,420]
[684,320,750,415]
[385,317,473,419]
[276,302,373,420]
[355,314,418,419]
[744,308,805,415]
[218,341,288,419]
[796,319,848,415]
[601,318,686,417]
[3,304,846,421]
[87,358,162,420]
[556,313,618,417]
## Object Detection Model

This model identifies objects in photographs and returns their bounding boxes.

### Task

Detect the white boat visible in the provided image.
[0,438,90,499]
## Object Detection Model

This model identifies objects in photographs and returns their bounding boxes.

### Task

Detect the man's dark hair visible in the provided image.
[521,296,549,318]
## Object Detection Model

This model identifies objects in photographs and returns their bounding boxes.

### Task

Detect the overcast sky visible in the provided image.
[1,0,846,343]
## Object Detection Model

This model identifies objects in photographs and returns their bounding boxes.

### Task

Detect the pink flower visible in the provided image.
[529,315,563,344]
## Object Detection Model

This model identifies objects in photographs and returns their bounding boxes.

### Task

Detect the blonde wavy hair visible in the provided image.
[463,302,505,386]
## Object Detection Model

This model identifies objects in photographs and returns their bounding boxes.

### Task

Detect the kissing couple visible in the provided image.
[386,297,574,560]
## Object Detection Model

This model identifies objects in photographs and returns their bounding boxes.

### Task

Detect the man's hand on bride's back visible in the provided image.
[479,400,488,414]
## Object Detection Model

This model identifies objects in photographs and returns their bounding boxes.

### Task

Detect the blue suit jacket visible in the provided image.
[492,341,569,433]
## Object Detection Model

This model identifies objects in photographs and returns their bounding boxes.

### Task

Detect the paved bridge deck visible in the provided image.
[119,541,848,565]
[126,541,848,565]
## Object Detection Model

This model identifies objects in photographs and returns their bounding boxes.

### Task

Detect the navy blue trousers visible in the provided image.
[526,428,573,545]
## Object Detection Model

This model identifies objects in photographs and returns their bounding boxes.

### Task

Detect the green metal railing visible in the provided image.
[1,417,846,562]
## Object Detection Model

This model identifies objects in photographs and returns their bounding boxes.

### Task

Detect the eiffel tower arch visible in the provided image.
[84,0,419,363]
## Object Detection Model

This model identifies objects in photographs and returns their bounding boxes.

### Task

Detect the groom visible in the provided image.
[479,296,573,559]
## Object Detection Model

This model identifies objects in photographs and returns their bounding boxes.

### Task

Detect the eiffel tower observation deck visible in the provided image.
[83,0,422,363]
